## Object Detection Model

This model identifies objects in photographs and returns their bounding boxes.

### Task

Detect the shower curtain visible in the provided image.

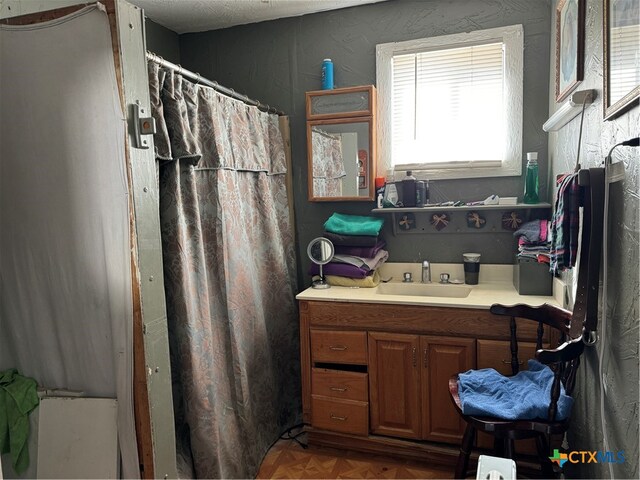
[311,128,346,197]
[148,63,300,479]
[1,6,138,478]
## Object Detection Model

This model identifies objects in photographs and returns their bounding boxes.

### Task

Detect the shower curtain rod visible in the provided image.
[312,126,340,140]
[147,51,284,116]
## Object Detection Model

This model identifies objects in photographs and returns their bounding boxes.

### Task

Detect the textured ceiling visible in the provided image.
[130,0,388,34]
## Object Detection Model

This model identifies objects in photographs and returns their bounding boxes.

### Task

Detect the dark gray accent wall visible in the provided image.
[547,1,639,478]
[145,18,180,64]
[178,0,551,287]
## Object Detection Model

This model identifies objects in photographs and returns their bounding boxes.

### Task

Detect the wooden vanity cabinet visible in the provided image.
[299,300,554,463]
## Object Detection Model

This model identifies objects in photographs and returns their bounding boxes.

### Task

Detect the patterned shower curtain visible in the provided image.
[311,128,346,197]
[148,63,300,479]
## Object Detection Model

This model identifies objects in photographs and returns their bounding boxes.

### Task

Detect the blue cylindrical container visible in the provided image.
[321,58,334,90]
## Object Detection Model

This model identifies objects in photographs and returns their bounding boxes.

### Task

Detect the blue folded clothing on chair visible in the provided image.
[457,359,573,421]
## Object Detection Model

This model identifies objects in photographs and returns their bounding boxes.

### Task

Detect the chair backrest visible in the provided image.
[573,168,605,343]
[552,168,606,418]
[490,168,605,421]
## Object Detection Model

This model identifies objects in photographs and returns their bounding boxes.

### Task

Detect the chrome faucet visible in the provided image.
[421,260,431,283]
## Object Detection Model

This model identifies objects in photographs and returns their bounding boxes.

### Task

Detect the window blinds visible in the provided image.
[392,42,505,166]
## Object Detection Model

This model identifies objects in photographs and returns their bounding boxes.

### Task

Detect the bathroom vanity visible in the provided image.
[296,264,561,464]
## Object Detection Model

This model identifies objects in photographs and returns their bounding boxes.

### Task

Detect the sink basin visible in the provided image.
[377,282,472,298]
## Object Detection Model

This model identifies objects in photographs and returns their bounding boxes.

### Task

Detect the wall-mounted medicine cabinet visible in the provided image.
[306,85,377,202]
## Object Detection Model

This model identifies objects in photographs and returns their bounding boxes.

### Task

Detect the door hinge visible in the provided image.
[131,102,156,149]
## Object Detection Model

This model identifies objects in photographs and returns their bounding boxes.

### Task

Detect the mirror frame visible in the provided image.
[603,0,640,120]
[307,116,376,202]
[307,237,335,265]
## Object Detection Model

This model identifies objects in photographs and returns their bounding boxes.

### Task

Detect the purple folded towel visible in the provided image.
[323,231,379,247]
[334,239,386,258]
[309,262,371,279]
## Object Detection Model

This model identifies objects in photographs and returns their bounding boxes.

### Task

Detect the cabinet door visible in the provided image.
[421,336,475,443]
[477,339,540,375]
[368,332,421,439]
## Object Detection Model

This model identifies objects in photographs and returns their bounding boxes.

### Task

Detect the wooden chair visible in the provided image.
[448,168,605,478]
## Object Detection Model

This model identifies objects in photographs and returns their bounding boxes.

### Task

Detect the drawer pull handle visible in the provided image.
[412,347,417,367]
[330,387,347,392]
[330,414,347,421]
[329,345,347,351]
[502,359,524,365]
[424,348,428,368]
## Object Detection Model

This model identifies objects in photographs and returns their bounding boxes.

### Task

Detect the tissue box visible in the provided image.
[513,257,552,296]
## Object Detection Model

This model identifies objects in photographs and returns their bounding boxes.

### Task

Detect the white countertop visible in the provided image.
[296,263,564,310]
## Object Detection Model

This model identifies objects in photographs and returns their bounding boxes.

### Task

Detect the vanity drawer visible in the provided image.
[310,329,367,364]
[312,368,368,402]
[311,395,368,436]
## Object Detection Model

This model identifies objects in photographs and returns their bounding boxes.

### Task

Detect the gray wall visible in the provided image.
[178,0,552,286]
[547,1,639,478]
[145,18,180,64]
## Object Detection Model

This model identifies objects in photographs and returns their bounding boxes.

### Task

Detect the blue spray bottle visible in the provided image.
[321,59,334,90]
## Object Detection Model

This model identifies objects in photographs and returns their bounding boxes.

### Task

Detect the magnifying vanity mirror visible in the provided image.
[307,237,334,289]
[306,86,376,202]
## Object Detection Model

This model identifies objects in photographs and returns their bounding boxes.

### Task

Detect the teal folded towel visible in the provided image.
[324,213,384,237]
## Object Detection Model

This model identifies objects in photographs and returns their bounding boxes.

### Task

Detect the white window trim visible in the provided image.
[376,24,524,181]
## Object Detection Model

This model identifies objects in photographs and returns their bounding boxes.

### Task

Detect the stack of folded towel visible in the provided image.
[310,213,388,287]
[514,219,551,264]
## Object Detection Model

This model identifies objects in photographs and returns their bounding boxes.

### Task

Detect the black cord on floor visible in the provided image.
[278,422,309,449]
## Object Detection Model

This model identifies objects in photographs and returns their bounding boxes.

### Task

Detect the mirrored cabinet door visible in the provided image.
[307,118,375,201]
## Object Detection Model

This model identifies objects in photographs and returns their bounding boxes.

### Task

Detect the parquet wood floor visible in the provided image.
[257,435,453,479]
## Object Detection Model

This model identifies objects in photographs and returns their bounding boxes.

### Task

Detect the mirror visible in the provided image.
[604,0,640,119]
[307,237,334,289]
[307,119,374,201]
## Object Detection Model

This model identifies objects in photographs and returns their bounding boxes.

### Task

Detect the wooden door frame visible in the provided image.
[1,2,177,478]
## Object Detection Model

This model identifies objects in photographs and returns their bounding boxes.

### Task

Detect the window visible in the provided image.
[377,25,523,180]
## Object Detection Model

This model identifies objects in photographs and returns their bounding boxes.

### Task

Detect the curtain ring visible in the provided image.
[177,64,183,76]
[195,72,201,85]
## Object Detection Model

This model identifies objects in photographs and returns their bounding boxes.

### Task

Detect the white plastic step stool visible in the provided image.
[476,454,517,480]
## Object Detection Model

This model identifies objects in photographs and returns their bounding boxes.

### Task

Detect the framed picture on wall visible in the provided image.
[555,0,585,102]
[603,0,640,120]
